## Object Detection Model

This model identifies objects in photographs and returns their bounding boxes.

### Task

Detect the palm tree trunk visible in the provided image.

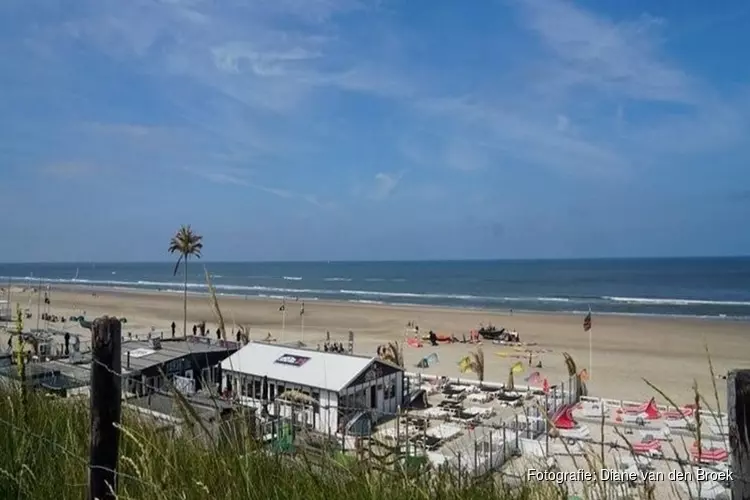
[183,256,188,339]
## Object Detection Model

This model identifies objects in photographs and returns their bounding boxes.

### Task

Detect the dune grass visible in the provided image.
[0,385,557,500]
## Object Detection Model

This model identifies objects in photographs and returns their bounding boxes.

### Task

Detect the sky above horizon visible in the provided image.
[1,0,750,262]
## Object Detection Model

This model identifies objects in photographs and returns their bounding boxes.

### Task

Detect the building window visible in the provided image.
[386,383,396,399]
[312,391,320,412]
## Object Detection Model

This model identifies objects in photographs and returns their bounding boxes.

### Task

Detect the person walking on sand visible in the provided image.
[171,321,176,338]
[192,324,197,336]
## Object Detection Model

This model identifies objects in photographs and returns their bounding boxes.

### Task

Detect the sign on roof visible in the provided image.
[129,348,156,358]
[275,354,311,367]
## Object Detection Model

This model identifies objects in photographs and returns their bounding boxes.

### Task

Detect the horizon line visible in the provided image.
[1,255,749,266]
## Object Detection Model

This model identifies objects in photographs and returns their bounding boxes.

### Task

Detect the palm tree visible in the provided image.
[562,352,587,398]
[381,341,404,367]
[460,347,485,386]
[168,225,203,338]
[506,367,515,392]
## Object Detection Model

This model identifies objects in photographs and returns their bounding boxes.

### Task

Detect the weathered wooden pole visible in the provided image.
[88,316,122,500]
[729,369,750,499]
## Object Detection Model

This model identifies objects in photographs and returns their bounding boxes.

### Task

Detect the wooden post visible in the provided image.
[88,316,122,500]
[729,369,750,499]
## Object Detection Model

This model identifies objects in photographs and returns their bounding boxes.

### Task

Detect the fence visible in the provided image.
[4,314,746,499]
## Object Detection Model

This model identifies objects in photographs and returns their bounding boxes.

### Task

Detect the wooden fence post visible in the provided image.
[729,369,750,499]
[88,316,122,500]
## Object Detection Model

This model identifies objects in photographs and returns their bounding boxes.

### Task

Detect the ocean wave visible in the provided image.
[3,274,749,319]
[602,296,750,307]
[3,274,576,304]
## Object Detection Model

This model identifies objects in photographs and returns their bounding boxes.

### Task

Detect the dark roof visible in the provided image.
[0,360,89,390]
[121,338,238,373]
[125,392,235,421]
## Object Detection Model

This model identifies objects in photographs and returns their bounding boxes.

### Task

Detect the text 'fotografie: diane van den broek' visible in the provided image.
[527,468,733,484]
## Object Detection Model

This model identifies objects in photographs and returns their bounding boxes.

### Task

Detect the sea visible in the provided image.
[1,258,750,320]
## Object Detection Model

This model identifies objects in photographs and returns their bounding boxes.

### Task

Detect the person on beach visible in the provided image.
[171,321,176,337]
[192,324,197,336]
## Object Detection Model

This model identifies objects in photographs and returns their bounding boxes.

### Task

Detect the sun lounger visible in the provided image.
[630,439,663,457]
[427,423,463,441]
[441,386,467,396]
[578,401,608,418]
[691,441,729,463]
[466,391,494,403]
[639,427,671,441]
[464,406,494,419]
[423,407,451,419]
[549,439,584,456]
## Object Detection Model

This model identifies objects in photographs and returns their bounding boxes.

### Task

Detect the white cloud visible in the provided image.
[5,0,749,206]
[370,172,403,200]
[516,0,695,103]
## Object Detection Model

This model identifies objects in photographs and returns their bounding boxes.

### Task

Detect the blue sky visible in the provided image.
[1,0,749,262]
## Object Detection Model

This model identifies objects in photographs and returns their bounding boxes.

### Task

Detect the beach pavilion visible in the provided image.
[220,342,405,435]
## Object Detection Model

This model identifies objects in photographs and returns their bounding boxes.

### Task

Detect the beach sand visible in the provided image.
[2,286,748,403]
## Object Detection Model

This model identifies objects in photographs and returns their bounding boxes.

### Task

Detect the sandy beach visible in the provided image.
[2,285,748,403]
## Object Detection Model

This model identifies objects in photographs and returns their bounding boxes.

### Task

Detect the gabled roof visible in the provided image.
[220,342,395,392]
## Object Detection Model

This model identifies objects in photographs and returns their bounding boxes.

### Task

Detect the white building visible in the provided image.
[220,342,405,435]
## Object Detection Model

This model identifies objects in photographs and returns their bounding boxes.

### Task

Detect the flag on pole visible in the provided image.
[583,311,592,332]
[458,356,473,373]
[279,300,286,312]
[524,371,542,384]
[300,302,305,316]
[510,361,524,374]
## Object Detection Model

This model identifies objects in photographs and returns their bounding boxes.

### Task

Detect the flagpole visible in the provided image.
[281,299,287,343]
[588,306,593,381]
[589,327,592,381]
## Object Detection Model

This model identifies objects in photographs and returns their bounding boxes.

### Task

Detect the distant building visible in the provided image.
[0,336,240,399]
[0,359,90,397]
[121,337,240,396]
[221,342,405,436]
[125,391,253,447]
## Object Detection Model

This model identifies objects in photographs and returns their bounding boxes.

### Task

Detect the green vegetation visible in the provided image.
[0,387,551,500]
[168,225,203,338]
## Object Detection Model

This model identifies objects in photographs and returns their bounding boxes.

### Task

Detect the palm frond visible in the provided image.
[172,254,183,277]
[382,341,404,367]
[205,267,226,340]
[169,225,204,257]
[562,352,577,377]
[277,389,316,405]
[470,347,485,383]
